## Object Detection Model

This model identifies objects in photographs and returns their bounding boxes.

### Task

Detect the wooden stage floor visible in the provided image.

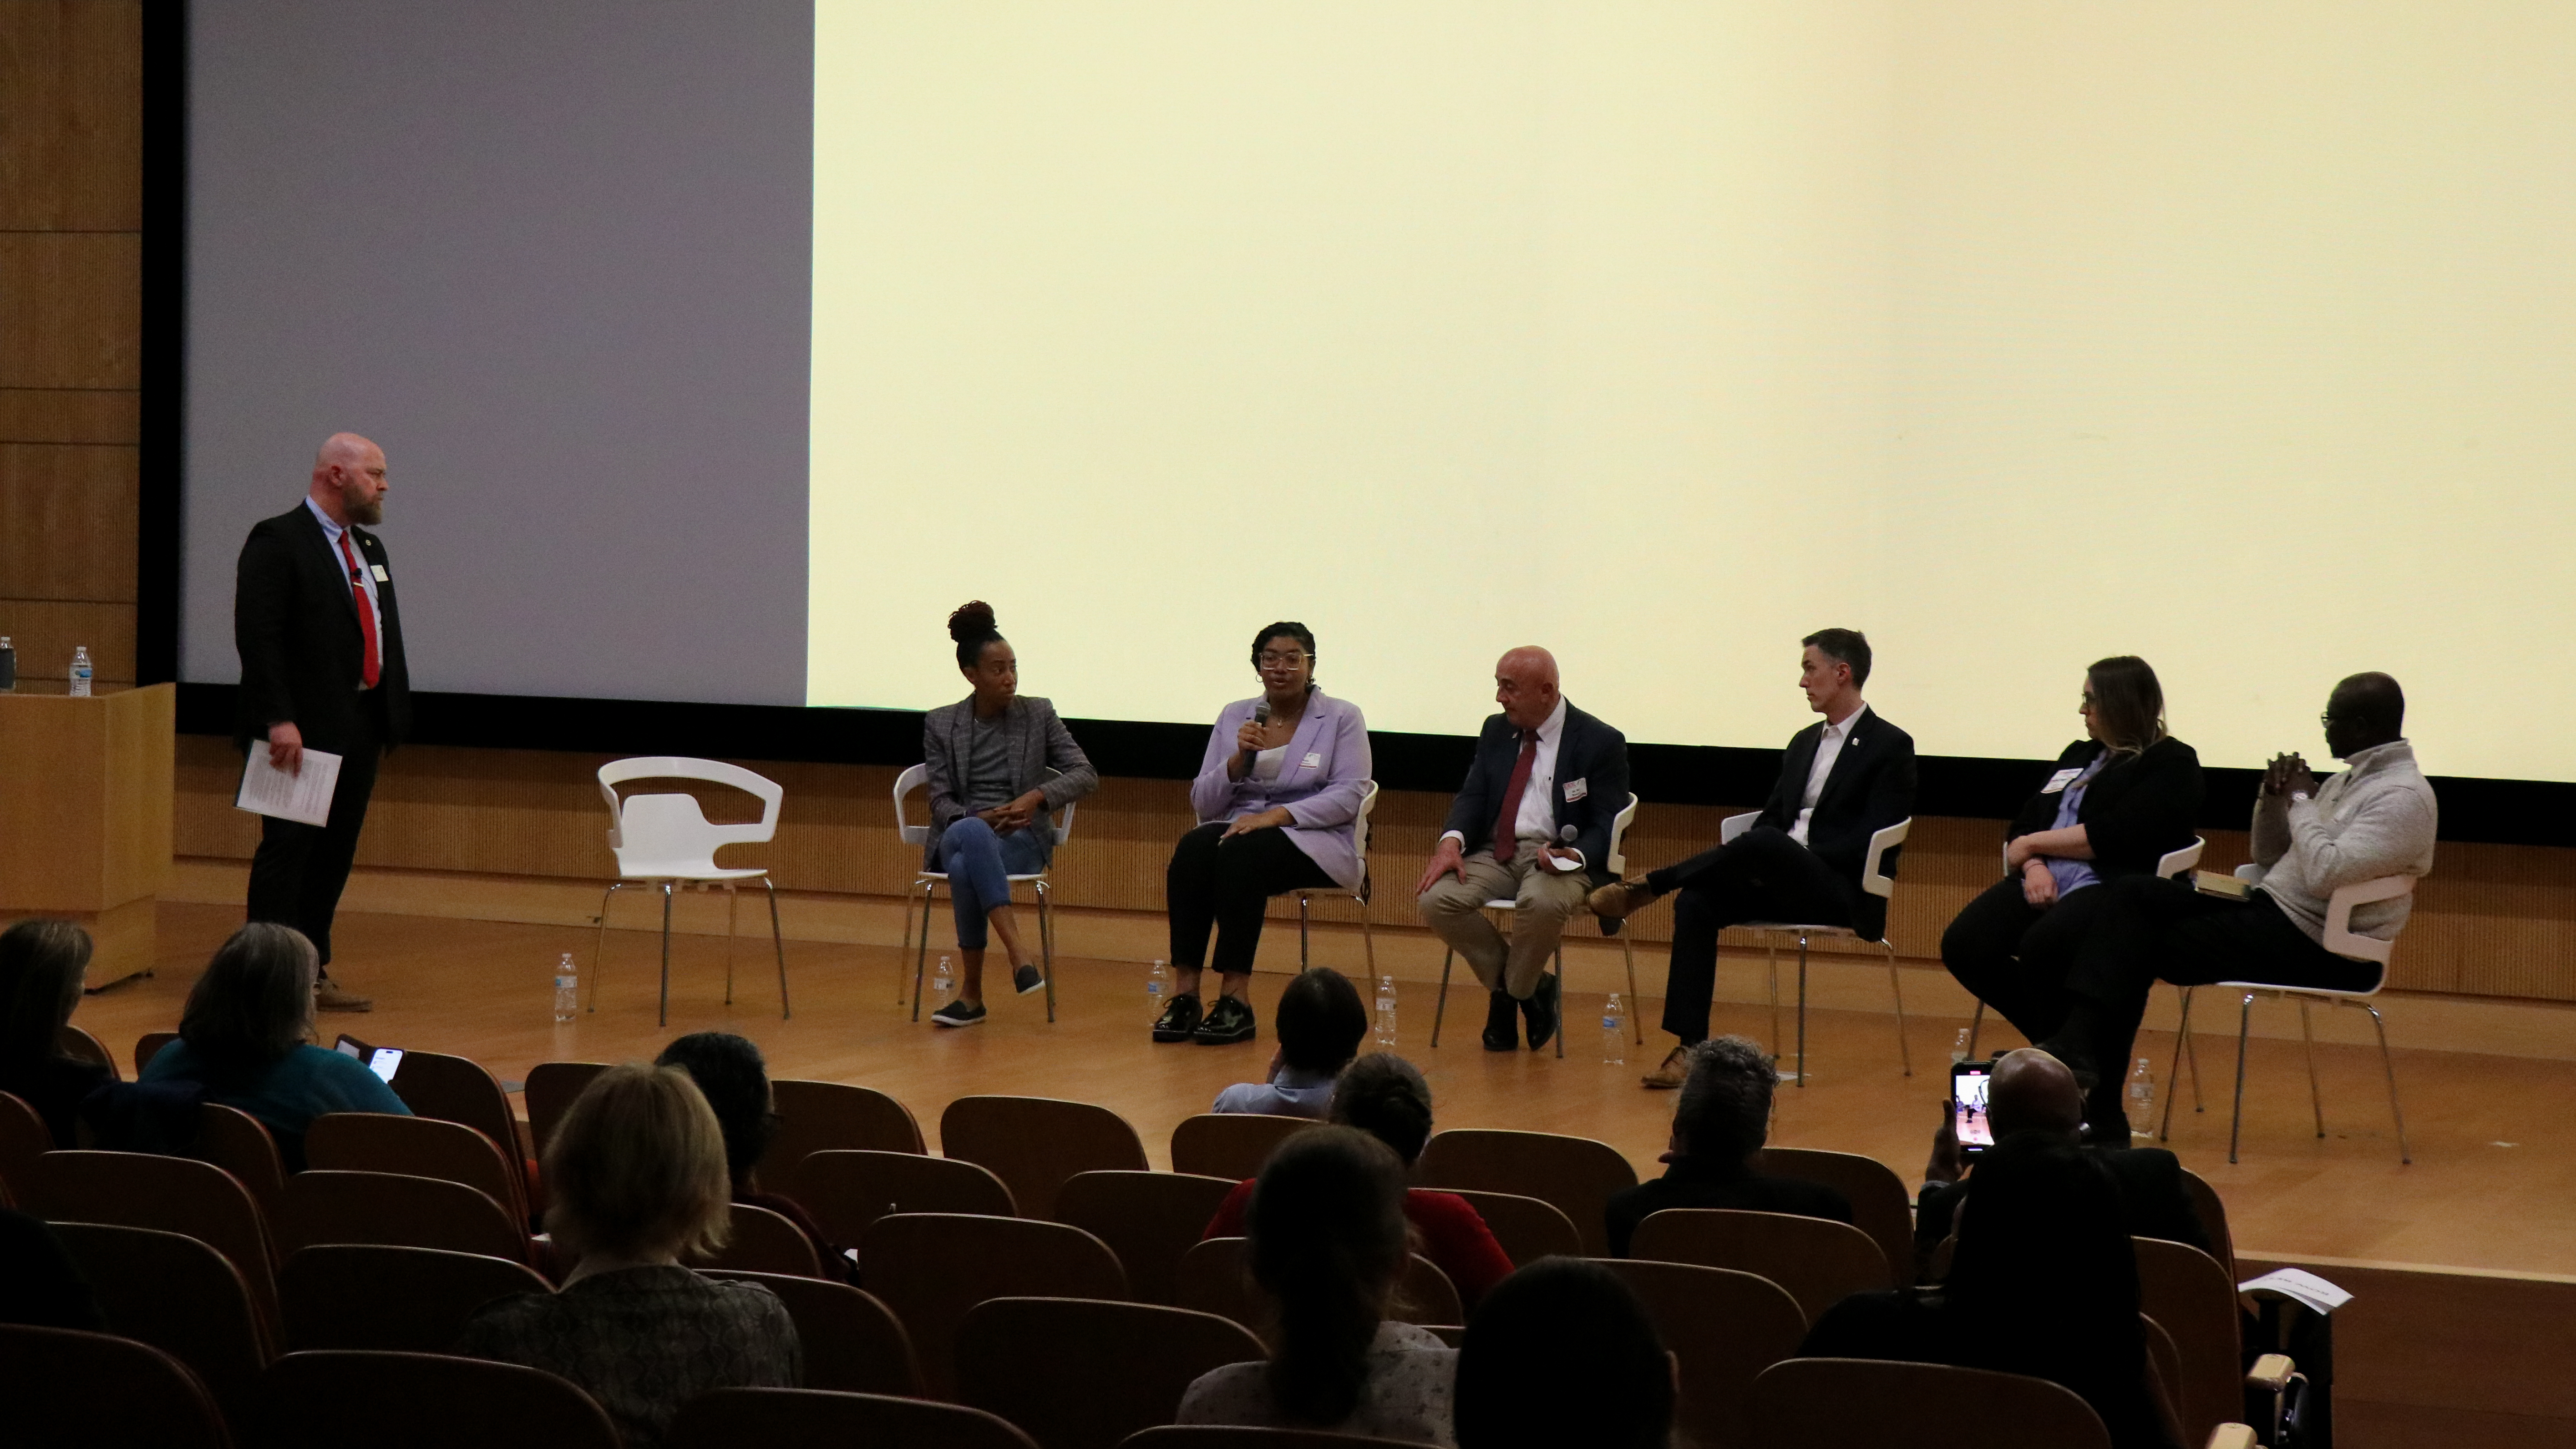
[80,901,2576,1280]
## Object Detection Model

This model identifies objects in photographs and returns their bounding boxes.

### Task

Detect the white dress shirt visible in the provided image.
[1445,695,1582,866]
[1789,702,1868,847]
[305,496,384,684]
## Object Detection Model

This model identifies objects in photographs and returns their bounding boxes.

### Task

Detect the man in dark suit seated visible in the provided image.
[1914,1047,2207,1276]
[1605,1035,1851,1257]
[1415,647,1631,1053]
[1591,628,1917,1087]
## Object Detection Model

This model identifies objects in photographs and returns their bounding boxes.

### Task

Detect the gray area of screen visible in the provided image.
[182,0,814,704]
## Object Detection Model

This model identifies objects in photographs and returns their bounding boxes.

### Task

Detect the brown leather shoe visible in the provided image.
[1641,1044,1691,1089]
[314,980,373,1013]
[1587,876,1660,920]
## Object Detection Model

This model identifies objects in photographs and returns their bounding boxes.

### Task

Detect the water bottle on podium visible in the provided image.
[68,646,93,697]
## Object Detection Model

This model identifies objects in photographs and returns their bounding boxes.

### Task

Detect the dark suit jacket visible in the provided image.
[1440,701,1631,888]
[1605,1155,1854,1258]
[232,504,411,753]
[1753,707,1917,939]
[2004,737,2203,884]
[1913,1144,2209,1265]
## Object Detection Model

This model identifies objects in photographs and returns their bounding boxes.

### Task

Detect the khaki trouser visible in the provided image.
[1415,845,1591,998]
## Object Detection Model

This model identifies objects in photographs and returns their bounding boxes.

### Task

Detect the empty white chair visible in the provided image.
[1718,812,1912,1084]
[1429,793,1646,1058]
[1965,837,2206,1062]
[1286,780,1382,976]
[893,763,1076,1023]
[591,757,790,1028]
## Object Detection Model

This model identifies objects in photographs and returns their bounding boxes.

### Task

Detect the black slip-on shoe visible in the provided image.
[931,999,988,1028]
[1193,994,1257,1045]
[1012,963,1045,995]
[1482,991,1520,1052]
[1153,993,1204,1043]
[1523,974,1561,1051]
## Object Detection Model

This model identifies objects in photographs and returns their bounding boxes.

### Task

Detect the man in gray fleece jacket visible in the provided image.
[2046,672,2436,1136]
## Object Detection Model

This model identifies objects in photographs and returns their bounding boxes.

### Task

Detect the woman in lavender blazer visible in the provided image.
[1154,622,1374,1047]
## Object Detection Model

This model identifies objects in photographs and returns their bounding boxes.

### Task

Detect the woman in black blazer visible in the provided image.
[1942,657,2201,1049]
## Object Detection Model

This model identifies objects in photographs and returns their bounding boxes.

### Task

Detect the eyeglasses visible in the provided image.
[1256,652,1310,668]
[2320,712,2339,729]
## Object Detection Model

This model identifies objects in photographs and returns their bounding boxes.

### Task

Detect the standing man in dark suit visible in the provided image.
[1590,629,1916,1087]
[1415,646,1631,1052]
[233,433,411,1012]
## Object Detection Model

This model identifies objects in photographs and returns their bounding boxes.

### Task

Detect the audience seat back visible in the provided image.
[757,1079,926,1188]
[958,1296,1268,1449]
[2178,1169,2236,1280]
[519,1061,608,1159]
[136,1029,181,1076]
[1167,1113,1317,1182]
[1121,1428,1425,1448]
[257,1349,618,1449]
[1436,1189,1582,1268]
[0,1324,232,1449]
[1415,1129,1637,1258]
[384,1050,531,1209]
[1748,1357,2113,1449]
[666,1388,1040,1449]
[1594,1257,1806,1449]
[195,1103,289,1238]
[279,1169,529,1265]
[1053,1169,1240,1306]
[1176,1237,1461,1332]
[702,1269,923,1396]
[797,1148,1016,1248]
[22,1149,280,1331]
[306,1112,527,1226]
[859,1212,1129,1398]
[685,1199,826,1277]
[2141,1312,2186,1434]
[1754,1146,1914,1287]
[52,1221,274,1430]
[941,1095,1150,1220]
[278,1244,550,1353]
[56,1023,117,1078]
[0,1089,51,1199]
[1628,1208,1889,1324]
[2134,1236,2242,1447]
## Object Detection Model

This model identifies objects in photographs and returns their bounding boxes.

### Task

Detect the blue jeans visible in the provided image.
[938,816,1049,949]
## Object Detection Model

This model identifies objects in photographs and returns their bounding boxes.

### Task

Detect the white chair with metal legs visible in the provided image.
[1719,813,1912,1085]
[1429,794,1645,1058]
[2164,863,2416,1164]
[589,757,791,1029]
[892,763,1076,1024]
[1965,837,2206,1062]
[1287,781,1380,976]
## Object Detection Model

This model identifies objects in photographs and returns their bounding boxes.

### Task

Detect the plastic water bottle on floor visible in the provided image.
[2127,1058,2156,1137]
[1951,1028,1974,1065]
[1374,975,1398,1047]
[1602,992,1627,1065]
[1147,958,1171,1016]
[933,954,956,1011]
[553,952,578,1023]
[68,646,93,697]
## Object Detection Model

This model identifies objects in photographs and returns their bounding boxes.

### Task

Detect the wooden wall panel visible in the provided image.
[0,386,136,443]
[0,598,135,683]
[0,0,143,231]
[0,233,141,390]
[0,441,138,598]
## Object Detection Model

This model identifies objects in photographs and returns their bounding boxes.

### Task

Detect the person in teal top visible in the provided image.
[140,922,407,1165]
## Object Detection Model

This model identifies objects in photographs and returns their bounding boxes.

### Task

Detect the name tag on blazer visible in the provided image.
[371,564,390,582]
[1302,752,1321,769]
[2040,767,2083,794]
[1563,777,1588,802]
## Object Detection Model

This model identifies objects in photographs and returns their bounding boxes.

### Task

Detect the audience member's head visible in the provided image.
[2325,672,2406,758]
[2084,655,2167,755]
[654,1032,775,1191]
[1455,1258,1675,1449]
[1246,1125,1413,1427]
[1276,968,1369,1075]
[1670,1034,1774,1164]
[1329,1052,1435,1165]
[1946,1131,2146,1407]
[544,1062,733,1264]
[178,923,317,1081]
[0,920,92,1068]
[1986,1047,2084,1142]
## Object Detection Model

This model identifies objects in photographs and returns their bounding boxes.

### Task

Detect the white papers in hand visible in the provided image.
[2238,1267,2352,1314]
[236,745,343,827]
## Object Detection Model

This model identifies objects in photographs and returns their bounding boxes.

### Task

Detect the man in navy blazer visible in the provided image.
[1591,629,1916,1087]
[233,433,413,1011]
[1416,647,1631,1052]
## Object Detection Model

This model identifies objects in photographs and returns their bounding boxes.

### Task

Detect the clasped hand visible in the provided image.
[975,790,1045,833]
[2260,752,2315,800]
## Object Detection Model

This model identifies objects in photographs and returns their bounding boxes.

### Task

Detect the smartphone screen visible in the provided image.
[1952,1060,1995,1153]
[367,1047,405,1084]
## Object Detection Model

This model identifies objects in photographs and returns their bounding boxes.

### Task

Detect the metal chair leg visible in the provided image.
[912,879,937,1023]
[588,881,626,1013]
[1551,946,1566,1060]
[1966,1000,1985,1060]
[1036,880,1057,1024]
[2179,984,2205,1110]
[1621,932,1643,1045]
[657,882,674,1029]
[1766,941,1783,1064]
[1431,948,1456,1046]
[724,882,739,1007]
[1792,934,1810,1087]
[763,875,789,1020]
[898,888,915,1004]
[1298,895,1311,969]
[2229,991,2255,1165]
[2299,997,2325,1138]
[2160,987,2195,1141]
[1361,914,1378,981]
[2364,1001,2411,1164]
[1885,942,1911,1076]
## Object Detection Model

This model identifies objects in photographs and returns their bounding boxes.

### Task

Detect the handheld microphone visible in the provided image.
[1559,825,1577,844]
[1247,701,1270,756]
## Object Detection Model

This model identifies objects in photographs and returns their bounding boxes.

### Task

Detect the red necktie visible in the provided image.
[1491,730,1538,864]
[338,532,381,689]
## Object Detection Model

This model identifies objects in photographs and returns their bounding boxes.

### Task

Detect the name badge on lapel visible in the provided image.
[371,564,390,583]
[1563,777,1588,802]
[1301,752,1321,769]
[2040,767,2083,794]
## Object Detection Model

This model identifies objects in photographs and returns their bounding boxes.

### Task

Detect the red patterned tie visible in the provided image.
[338,532,381,689]
[1491,730,1538,864]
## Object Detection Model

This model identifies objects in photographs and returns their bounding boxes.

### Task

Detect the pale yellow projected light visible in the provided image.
[812,2,2576,781]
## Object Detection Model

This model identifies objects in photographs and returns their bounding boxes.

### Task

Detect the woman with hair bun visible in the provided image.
[1156,620,1372,1046]
[917,601,1097,1027]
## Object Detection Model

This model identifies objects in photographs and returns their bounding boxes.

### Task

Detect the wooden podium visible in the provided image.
[0,684,176,989]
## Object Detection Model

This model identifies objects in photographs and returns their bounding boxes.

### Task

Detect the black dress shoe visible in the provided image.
[1522,974,1561,1051]
[1481,991,1519,1052]
[1193,994,1257,1045]
[1152,993,1203,1043]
